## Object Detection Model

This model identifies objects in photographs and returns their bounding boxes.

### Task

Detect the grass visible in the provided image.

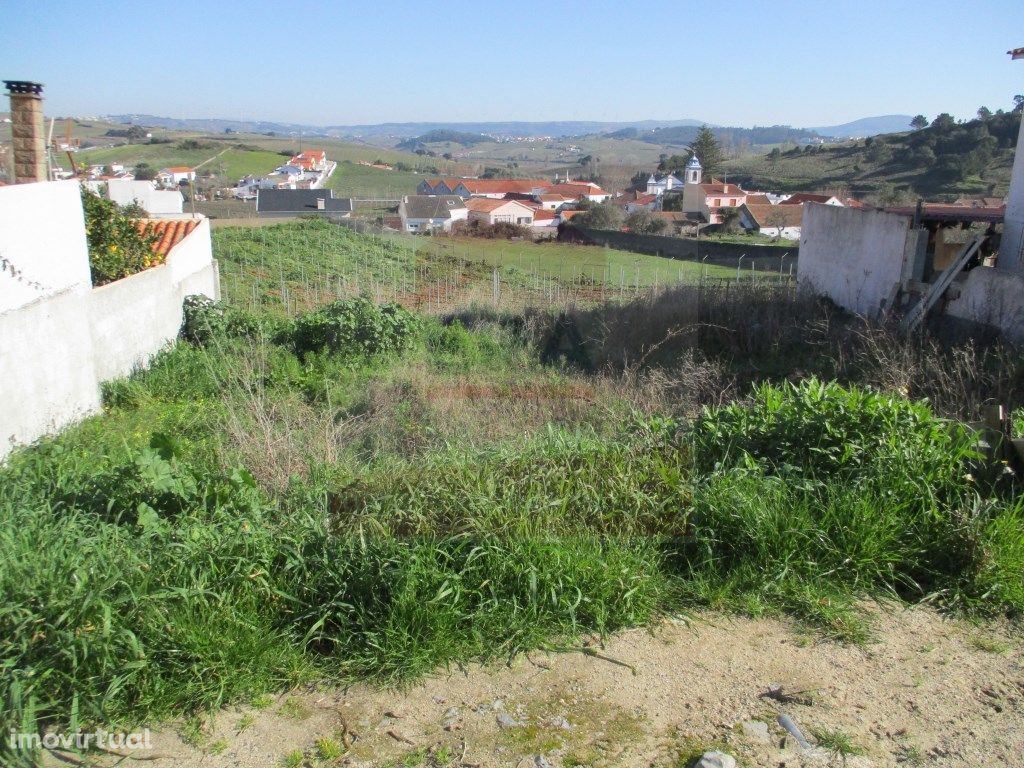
[211,219,750,319]
[811,727,866,758]
[1,224,1023,763]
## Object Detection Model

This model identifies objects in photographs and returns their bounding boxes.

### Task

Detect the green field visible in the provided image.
[391,234,739,286]
[210,220,746,316]
[326,161,428,199]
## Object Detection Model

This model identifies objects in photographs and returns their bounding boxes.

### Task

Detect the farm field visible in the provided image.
[210,220,747,316]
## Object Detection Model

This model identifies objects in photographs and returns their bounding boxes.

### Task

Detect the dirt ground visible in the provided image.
[43,606,1022,768]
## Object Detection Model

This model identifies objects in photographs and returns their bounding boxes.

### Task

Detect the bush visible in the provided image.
[689,378,976,493]
[81,187,159,285]
[288,296,420,359]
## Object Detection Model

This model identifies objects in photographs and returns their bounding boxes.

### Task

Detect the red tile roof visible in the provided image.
[700,183,744,196]
[533,209,556,221]
[459,179,549,195]
[465,198,533,213]
[547,183,607,197]
[780,193,835,205]
[741,203,803,228]
[137,218,201,258]
[164,166,193,173]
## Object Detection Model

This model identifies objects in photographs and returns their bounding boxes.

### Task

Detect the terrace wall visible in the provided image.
[0,181,218,460]
[570,226,796,270]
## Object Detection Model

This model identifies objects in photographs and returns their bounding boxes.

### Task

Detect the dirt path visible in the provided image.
[44,607,1022,767]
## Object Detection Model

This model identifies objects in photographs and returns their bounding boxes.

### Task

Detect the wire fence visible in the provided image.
[213,222,797,318]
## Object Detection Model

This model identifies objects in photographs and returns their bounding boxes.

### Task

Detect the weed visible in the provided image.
[280,698,312,720]
[971,636,1010,654]
[314,736,344,760]
[282,749,306,768]
[812,727,865,757]
[209,739,228,755]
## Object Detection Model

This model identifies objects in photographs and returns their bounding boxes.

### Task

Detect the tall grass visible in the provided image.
[2,286,1023,763]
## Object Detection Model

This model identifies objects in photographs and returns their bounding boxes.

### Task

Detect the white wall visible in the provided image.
[0,180,91,312]
[945,267,1024,343]
[106,179,184,215]
[798,203,911,316]
[0,181,218,460]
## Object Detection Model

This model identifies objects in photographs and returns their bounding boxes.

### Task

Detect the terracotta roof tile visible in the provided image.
[137,218,200,258]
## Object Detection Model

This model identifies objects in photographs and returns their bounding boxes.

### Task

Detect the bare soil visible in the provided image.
[42,606,1023,768]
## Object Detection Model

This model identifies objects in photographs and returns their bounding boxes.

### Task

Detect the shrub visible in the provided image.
[288,296,419,359]
[81,187,159,285]
[689,378,977,494]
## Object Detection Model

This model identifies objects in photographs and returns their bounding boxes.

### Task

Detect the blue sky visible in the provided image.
[2,0,1023,127]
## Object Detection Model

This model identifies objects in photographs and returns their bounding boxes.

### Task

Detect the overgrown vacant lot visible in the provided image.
[3,257,1024,765]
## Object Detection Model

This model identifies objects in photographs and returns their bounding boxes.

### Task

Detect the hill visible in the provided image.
[396,129,491,151]
[722,110,1021,202]
[810,115,915,138]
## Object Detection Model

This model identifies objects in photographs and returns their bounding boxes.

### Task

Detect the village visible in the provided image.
[3,9,1024,765]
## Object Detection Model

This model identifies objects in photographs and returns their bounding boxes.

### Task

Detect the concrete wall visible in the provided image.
[944,266,1024,343]
[106,179,184,215]
[798,203,911,316]
[0,181,218,460]
[572,226,795,268]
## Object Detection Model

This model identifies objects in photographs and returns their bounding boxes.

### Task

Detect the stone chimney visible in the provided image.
[5,80,47,184]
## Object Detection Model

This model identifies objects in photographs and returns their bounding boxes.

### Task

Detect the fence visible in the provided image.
[213,221,796,319]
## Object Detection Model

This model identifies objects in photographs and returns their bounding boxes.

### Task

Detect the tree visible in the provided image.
[931,113,956,131]
[1014,95,1024,114]
[133,162,156,181]
[910,115,929,130]
[765,209,790,240]
[572,200,623,230]
[689,125,723,178]
[718,207,741,234]
[125,124,147,143]
[625,209,667,235]
[977,106,993,121]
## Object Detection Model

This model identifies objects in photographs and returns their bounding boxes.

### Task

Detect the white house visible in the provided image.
[738,203,803,240]
[156,166,195,186]
[464,198,535,226]
[399,195,468,232]
[646,173,684,196]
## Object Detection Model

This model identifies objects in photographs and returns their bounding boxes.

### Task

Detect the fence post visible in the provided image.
[736,255,745,281]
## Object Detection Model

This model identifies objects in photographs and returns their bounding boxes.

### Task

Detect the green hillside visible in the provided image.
[722,111,1020,202]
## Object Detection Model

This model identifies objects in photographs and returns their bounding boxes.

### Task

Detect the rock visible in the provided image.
[444,707,459,719]
[695,751,736,768]
[496,713,524,729]
[533,757,552,768]
[548,716,572,730]
[741,720,771,744]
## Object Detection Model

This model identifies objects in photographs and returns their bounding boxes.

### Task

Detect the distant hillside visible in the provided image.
[105,114,326,136]
[327,119,707,139]
[397,129,490,150]
[722,111,1021,202]
[624,124,823,147]
[810,115,916,139]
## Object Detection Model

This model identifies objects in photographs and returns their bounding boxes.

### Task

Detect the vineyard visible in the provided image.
[212,219,784,315]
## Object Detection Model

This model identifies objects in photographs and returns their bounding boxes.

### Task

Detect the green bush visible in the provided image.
[689,378,977,495]
[81,187,159,286]
[288,296,420,359]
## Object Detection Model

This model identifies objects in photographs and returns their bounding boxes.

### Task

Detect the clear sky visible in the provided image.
[2,0,1023,128]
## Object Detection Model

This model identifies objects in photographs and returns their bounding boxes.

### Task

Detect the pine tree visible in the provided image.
[689,125,723,178]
